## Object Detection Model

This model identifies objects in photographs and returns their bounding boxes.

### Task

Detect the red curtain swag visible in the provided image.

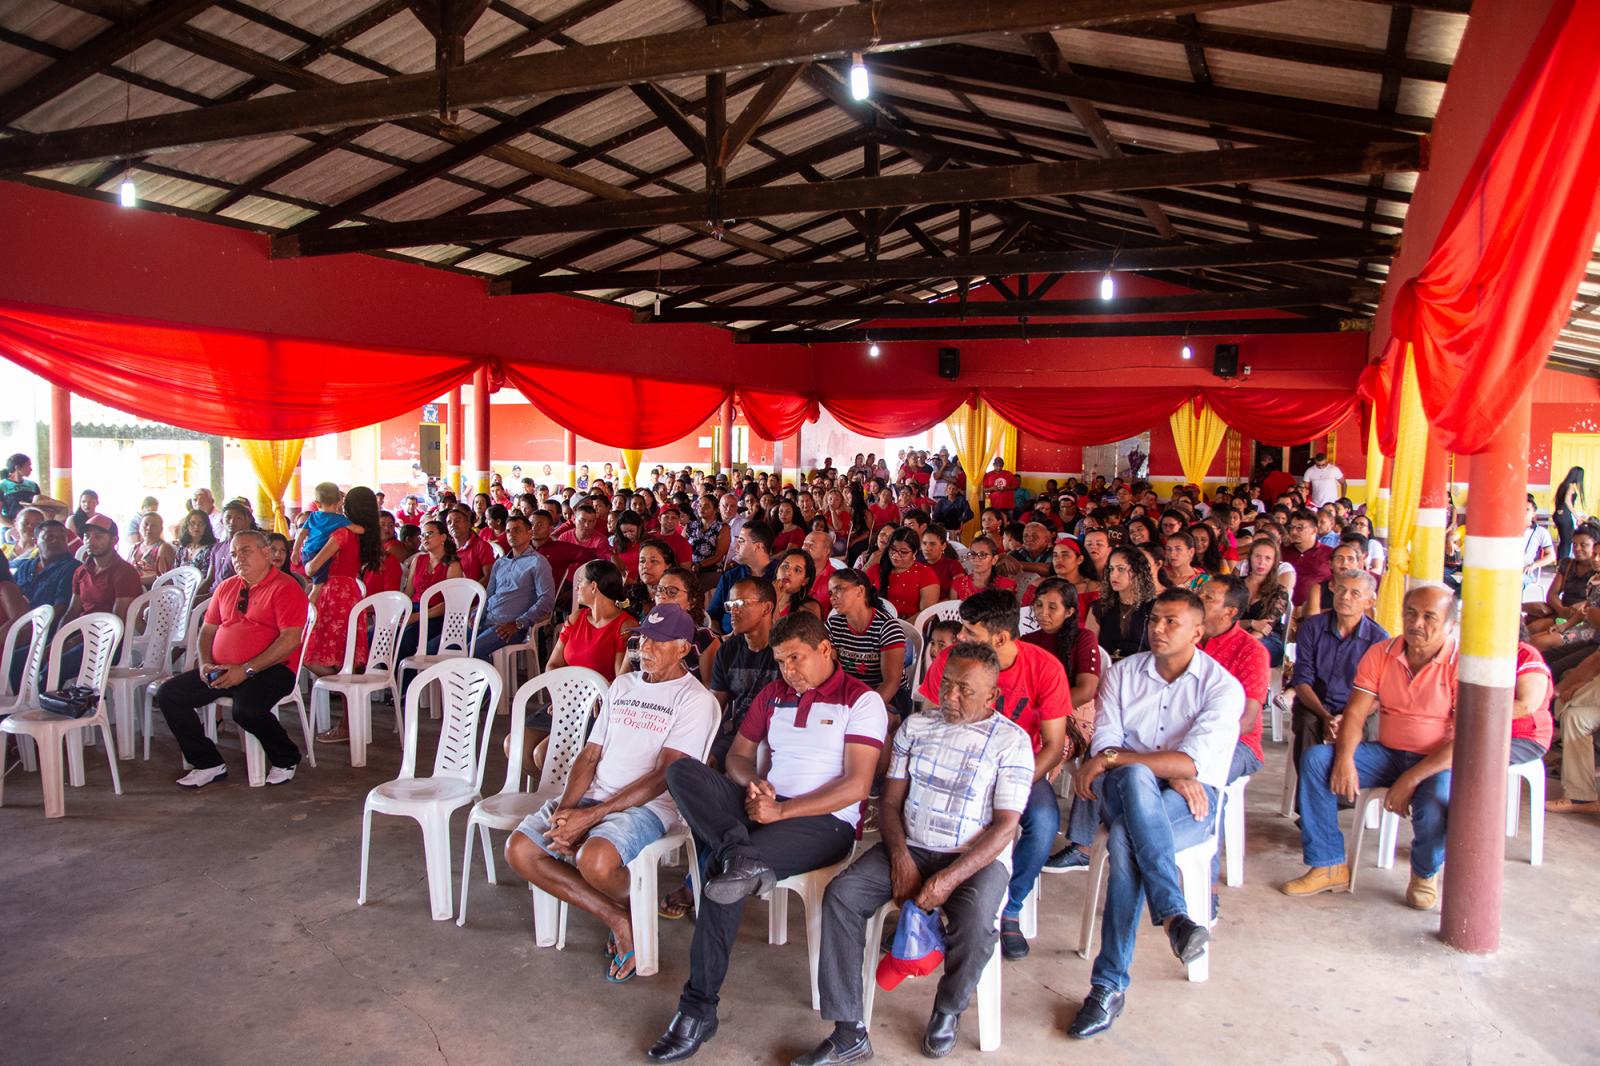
[983,387,1190,446]
[736,389,818,443]
[819,389,974,438]
[1385,0,1600,455]
[498,363,729,450]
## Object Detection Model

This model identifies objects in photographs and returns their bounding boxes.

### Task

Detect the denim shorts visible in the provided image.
[514,796,665,866]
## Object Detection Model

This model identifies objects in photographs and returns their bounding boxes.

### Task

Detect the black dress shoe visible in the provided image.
[1166,914,1210,964]
[999,917,1029,960]
[1066,986,1125,1039]
[790,1028,874,1066]
[646,1012,718,1062]
[704,851,777,905]
[921,1010,960,1058]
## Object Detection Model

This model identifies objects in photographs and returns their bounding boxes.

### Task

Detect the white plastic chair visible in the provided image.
[359,658,502,921]
[310,592,412,768]
[894,618,923,688]
[1280,738,1299,817]
[530,723,717,978]
[152,565,202,661]
[1077,812,1223,982]
[0,613,124,818]
[911,599,963,688]
[143,599,212,759]
[0,604,55,773]
[491,617,550,715]
[208,603,320,785]
[1219,775,1251,887]
[1345,787,1398,892]
[398,577,487,719]
[105,586,186,760]
[862,889,1007,1051]
[1507,759,1545,866]
[459,666,607,926]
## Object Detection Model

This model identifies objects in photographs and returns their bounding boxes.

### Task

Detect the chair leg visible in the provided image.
[530,885,560,948]
[142,690,154,761]
[1177,850,1212,983]
[1019,875,1039,939]
[1280,750,1297,818]
[480,822,498,886]
[244,732,267,787]
[1077,842,1108,959]
[292,695,316,769]
[630,859,661,977]
[685,837,704,916]
[803,879,825,1012]
[457,818,476,928]
[38,731,67,819]
[1505,771,1521,838]
[349,693,372,769]
[1528,772,1545,866]
[861,904,892,1031]
[768,885,791,946]
[975,948,1003,1050]
[65,729,86,787]
[18,734,37,773]
[99,721,123,796]
[358,808,373,905]
[112,682,136,761]
[1377,811,1399,870]
[420,812,456,921]
[0,730,8,806]
[1224,797,1246,888]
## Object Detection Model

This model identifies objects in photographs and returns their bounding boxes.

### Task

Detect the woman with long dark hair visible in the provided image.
[1553,466,1586,561]
[845,482,873,561]
[1085,546,1158,660]
[773,548,822,618]
[825,567,909,716]
[872,526,939,617]
[303,486,385,740]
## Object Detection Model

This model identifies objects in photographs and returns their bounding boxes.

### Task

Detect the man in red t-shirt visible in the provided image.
[65,514,141,623]
[448,506,497,584]
[982,458,1018,515]
[918,589,1069,960]
[156,530,310,789]
[1198,577,1268,781]
[653,506,695,568]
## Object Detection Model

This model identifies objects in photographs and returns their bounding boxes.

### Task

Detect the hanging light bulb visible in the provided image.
[1180,342,1193,360]
[868,342,881,358]
[653,293,662,316]
[850,53,870,101]
[118,177,137,208]
[1099,271,1114,301]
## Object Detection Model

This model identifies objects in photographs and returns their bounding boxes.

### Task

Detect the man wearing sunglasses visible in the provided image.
[156,530,309,789]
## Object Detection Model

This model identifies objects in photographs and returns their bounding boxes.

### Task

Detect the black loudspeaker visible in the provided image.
[938,346,961,380]
[1213,343,1240,379]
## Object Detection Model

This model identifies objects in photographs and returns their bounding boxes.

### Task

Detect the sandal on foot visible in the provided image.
[606,949,636,983]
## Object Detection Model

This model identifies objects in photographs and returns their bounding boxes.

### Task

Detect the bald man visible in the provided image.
[1283,585,1459,911]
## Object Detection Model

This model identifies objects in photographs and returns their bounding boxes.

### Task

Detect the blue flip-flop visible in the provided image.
[606,949,636,983]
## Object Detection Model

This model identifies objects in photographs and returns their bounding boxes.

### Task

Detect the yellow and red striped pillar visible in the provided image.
[446,386,463,497]
[1441,391,1529,952]
[719,397,734,474]
[1411,439,1449,586]
[564,430,578,488]
[48,384,72,504]
[471,366,492,495]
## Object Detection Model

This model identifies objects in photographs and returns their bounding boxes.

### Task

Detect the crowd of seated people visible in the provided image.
[1,445,1567,1059]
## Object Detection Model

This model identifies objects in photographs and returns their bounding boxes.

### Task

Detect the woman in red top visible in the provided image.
[303,487,387,742]
[868,487,901,538]
[951,535,1017,600]
[773,549,823,619]
[547,559,635,682]
[1023,537,1100,623]
[824,489,852,549]
[771,500,807,554]
[872,527,939,618]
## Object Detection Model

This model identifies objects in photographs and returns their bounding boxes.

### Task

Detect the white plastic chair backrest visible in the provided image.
[0,604,54,707]
[338,592,412,676]
[911,599,963,688]
[828,557,845,570]
[179,599,211,672]
[489,540,506,559]
[152,566,201,633]
[1018,607,1041,636]
[400,658,501,790]
[415,577,487,657]
[117,587,186,669]
[46,613,124,696]
[292,602,318,690]
[1098,646,1111,677]
[895,618,922,675]
[504,666,607,796]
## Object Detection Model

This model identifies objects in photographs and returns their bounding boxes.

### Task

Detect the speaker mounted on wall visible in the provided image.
[938,346,961,380]
[1212,344,1240,379]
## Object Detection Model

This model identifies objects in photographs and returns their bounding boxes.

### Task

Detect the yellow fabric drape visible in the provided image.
[1225,428,1242,482]
[1377,345,1429,633]
[945,400,1008,535]
[242,439,305,535]
[620,449,644,489]
[997,420,1017,473]
[1326,428,1338,465]
[1168,398,1228,488]
[1363,407,1384,509]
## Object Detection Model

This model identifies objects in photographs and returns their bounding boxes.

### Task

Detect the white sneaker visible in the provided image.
[176,764,228,789]
[265,765,297,786]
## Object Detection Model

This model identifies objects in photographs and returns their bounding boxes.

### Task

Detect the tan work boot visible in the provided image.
[1280,864,1350,896]
[1406,872,1441,910]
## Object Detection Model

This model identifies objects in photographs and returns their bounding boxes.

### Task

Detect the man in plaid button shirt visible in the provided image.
[796,642,1034,1065]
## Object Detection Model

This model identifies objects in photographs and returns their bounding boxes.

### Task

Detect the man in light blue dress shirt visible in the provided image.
[457,512,555,661]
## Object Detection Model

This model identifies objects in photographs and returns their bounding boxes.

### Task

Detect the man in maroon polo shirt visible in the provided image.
[64,513,142,625]
[1281,509,1333,618]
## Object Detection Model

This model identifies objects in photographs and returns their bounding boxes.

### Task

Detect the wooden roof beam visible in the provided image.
[736,316,1372,343]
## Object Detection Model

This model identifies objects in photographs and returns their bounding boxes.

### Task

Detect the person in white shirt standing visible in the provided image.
[1302,453,1347,508]
[506,603,719,984]
[1066,587,1243,1040]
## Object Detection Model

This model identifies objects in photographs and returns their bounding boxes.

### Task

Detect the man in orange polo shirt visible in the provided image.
[1282,585,1458,910]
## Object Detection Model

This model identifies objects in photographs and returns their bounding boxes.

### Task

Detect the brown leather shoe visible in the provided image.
[1406,872,1440,910]
[1280,864,1350,896]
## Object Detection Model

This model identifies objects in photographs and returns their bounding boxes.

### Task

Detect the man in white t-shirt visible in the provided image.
[647,611,886,1062]
[1303,453,1346,508]
[507,603,719,984]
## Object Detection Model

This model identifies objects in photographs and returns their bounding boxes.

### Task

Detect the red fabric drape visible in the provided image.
[820,389,972,437]
[1356,358,1398,457]
[738,388,818,442]
[1201,388,1356,445]
[500,363,730,450]
[0,299,480,439]
[1389,0,1600,455]
[982,387,1191,446]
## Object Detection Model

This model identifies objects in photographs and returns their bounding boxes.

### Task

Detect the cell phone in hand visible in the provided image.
[206,668,224,684]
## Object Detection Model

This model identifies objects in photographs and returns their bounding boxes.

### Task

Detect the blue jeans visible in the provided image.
[1005,777,1060,918]
[1297,741,1450,877]
[463,620,523,663]
[1090,765,1217,993]
[1260,631,1285,668]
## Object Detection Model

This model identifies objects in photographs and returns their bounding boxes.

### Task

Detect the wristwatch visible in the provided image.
[244,665,257,678]
[1101,747,1122,767]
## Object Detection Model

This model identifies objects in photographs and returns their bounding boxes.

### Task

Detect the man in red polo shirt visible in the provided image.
[155,530,309,789]
[446,506,496,584]
[64,513,142,624]
[918,589,1069,960]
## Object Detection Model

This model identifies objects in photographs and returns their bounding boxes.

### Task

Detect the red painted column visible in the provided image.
[719,398,734,474]
[49,384,72,504]
[446,386,463,496]
[471,366,491,495]
[1441,392,1530,952]
[564,429,577,488]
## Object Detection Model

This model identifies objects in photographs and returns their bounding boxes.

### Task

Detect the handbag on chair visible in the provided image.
[37,686,100,719]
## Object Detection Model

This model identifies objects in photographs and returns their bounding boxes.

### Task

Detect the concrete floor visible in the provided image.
[2,715,1596,1066]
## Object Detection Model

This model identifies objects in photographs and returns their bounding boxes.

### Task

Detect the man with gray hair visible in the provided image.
[1288,569,1388,775]
[1284,585,1457,909]
[156,529,309,789]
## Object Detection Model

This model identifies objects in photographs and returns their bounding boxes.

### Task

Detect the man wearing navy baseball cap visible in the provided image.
[506,602,720,984]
